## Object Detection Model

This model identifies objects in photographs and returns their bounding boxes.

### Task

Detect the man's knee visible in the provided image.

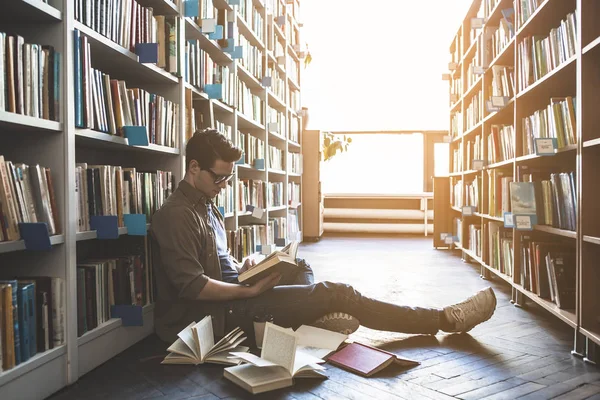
[313,281,356,299]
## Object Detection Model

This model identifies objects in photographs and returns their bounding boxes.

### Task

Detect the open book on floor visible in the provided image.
[161,315,249,366]
[237,241,299,285]
[224,322,327,394]
[327,341,420,377]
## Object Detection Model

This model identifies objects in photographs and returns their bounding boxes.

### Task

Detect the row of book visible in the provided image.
[517,12,577,93]
[465,90,483,132]
[0,33,61,122]
[268,146,284,171]
[215,181,234,215]
[465,135,483,167]
[76,253,151,337]
[288,153,302,174]
[238,35,263,81]
[484,9,515,63]
[451,178,463,208]
[522,97,576,155]
[467,223,482,259]
[227,224,268,262]
[288,182,300,205]
[74,0,181,75]
[487,222,513,277]
[452,141,464,172]
[487,125,514,164]
[289,116,300,143]
[451,112,462,139]
[76,163,173,232]
[74,30,180,148]
[268,182,284,208]
[238,179,267,211]
[238,0,265,44]
[236,131,265,166]
[269,66,285,101]
[185,39,234,104]
[0,157,60,242]
[515,0,541,29]
[286,56,299,85]
[489,65,515,100]
[268,106,285,135]
[0,277,65,371]
[237,80,263,124]
[465,175,482,210]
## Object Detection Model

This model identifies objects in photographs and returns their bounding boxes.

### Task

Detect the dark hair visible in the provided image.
[185,128,242,170]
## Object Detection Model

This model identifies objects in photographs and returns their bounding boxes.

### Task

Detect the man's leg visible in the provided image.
[224,281,495,336]
[276,258,314,286]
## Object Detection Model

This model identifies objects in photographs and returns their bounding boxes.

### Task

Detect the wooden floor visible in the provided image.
[50,237,600,400]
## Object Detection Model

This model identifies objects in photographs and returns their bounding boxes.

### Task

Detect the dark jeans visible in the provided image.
[224,259,441,338]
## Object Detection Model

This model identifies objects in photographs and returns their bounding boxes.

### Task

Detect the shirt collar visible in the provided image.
[178,179,211,206]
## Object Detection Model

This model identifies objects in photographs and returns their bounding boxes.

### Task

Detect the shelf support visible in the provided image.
[572,329,586,358]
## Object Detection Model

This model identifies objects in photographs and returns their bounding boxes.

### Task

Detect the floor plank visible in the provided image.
[48,237,600,400]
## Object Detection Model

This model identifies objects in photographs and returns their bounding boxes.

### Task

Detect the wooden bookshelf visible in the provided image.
[444,0,586,355]
[0,0,303,398]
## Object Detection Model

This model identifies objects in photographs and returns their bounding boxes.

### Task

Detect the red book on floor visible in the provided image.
[327,342,420,377]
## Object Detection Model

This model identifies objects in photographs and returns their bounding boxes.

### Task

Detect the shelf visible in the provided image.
[487,37,516,73]
[1,0,62,22]
[268,205,287,212]
[288,172,301,178]
[516,55,576,103]
[583,138,600,148]
[237,15,265,50]
[184,18,233,65]
[462,121,483,138]
[268,130,287,143]
[76,224,149,241]
[287,43,300,62]
[515,143,577,163]
[482,98,514,125]
[0,234,64,254]
[514,284,577,328]
[74,22,178,86]
[213,100,234,115]
[580,327,600,347]
[288,140,301,149]
[237,163,265,172]
[462,75,482,103]
[272,18,286,43]
[451,205,462,212]
[267,51,286,77]
[584,235,600,245]
[224,212,235,218]
[213,0,234,11]
[268,91,286,112]
[185,82,210,101]
[0,345,66,390]
[237,112,265,131]
[289,202,302,209]
[0,111,61,133]
[136,0,178,15]
[268,169,286,175]
[288,77,300,91]
[481,214,504,222]
[583,34,600,55]
[237,64,264,91]
[533,225,577,239]
[75,129,180,155]
[486,158,514,170]
[78,304,154,377]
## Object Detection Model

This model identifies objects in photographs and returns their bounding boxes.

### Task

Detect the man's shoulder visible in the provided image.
[152,195,197,227]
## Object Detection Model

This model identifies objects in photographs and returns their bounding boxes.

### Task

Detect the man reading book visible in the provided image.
[150,128,497,345]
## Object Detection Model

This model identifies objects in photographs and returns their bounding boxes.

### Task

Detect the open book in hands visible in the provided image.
[224,322,327,394]
[161,315,249,366]
[237,241,300,285]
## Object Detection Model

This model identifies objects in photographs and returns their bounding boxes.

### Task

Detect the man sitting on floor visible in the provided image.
[150,128,497,344]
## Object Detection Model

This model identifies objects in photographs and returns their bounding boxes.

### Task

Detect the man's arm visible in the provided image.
[152,207,277,302]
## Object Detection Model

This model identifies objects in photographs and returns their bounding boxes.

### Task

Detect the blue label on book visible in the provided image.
[223,38,235,53]
[217,206,225,216]
[209,25,224,40]
[228,0,240,4]
[231,46,243,59]
[235,151,246,164]
[124,214,147,236]
[205,84,223,99]
[503,212,514,228]
[18,223,52,251]
[275,238,287,247]
[123,126,149,146]
[253,158,265,170]
[261,77,272,87]
[135,43,158,63]
[90,215,119,239]
[183,0,199,17]
[111,305,143,326]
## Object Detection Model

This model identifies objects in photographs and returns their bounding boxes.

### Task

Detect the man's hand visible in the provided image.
[248,273,281,297]
[239,257,257,274]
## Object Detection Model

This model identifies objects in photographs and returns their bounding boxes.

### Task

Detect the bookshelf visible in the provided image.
[0,0,303,398]
[442,0,600,357]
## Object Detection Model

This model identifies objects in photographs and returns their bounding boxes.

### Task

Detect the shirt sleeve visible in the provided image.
[151,206,210,300]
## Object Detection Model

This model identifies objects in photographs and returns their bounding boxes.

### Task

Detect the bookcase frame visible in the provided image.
[444,0,600,358]
[0,0,303,398]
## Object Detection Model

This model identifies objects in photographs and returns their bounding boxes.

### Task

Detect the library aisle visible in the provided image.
[49,237,600,400]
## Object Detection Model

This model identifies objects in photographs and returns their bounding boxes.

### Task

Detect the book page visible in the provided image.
[225,364,293,388]
[261,322,298,374]
[292,349,326,375]
[296,325,347,359]
[229,351,279,367]
[192,315,215,361]
[176,322,199,360]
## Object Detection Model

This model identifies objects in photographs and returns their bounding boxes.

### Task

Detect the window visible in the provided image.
[321,133,424,195]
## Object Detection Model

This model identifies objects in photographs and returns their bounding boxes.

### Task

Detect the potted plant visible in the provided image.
[322,132,352,162]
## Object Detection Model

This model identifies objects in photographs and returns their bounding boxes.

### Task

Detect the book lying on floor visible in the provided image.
[327,342,420,377]
[224,322,327,394]
[161,315,249,366]
[237,241,300,284]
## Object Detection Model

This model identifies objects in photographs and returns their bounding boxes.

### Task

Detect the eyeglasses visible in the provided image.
[204,168,234,184]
